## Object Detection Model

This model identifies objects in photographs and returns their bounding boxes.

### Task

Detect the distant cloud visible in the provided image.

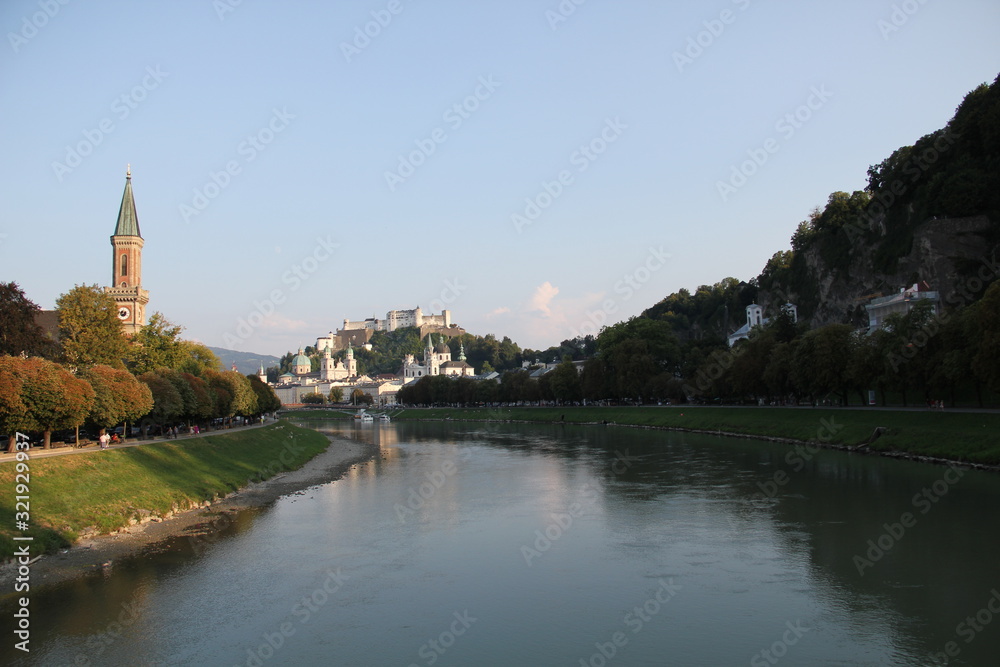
[526,281,559,317]
[486,306,511,319]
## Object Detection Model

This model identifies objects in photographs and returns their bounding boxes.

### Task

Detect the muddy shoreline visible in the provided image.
[0,435,376,593]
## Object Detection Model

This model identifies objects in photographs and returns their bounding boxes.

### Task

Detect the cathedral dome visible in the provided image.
[292,348,311,374]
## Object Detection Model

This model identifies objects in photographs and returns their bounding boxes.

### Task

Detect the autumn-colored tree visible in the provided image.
[0,357,29,452]
[0,356,94,449]
[248,375,282,414]
[81,364,153,435]
[56,284,128,368]
[328,386,344,403]
[204,370,234,421]
[203,370,256,419]
[181,372,216,423]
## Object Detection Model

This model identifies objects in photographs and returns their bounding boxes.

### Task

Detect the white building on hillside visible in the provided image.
[727,302,798,347]
[865,282,940,331]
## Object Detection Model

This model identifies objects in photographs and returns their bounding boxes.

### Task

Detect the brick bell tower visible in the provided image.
[104,165,149,335]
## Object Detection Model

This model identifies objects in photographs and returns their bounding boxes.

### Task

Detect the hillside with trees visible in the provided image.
[394,75,1000,409]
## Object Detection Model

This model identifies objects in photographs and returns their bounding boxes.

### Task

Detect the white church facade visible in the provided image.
[402,335,475,380]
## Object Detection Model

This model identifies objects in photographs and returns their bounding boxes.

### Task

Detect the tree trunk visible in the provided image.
[43,429,51,449]
[6,434,16,454]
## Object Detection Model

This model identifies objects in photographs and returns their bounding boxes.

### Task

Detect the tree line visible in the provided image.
[396,281,1000,408]
[1,282,282,452]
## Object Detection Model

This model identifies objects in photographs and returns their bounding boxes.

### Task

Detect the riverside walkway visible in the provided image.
[0,420,271,464]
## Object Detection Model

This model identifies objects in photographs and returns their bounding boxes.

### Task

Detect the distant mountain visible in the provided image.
[207,347,281,375]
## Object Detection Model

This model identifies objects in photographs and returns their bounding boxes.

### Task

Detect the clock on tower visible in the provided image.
[103,166,150,335]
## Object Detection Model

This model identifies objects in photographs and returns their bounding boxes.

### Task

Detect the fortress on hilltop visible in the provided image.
[316,306,465,352]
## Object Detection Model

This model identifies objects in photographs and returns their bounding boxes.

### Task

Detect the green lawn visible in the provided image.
[0,422,331,559]
[389,406,1000,466]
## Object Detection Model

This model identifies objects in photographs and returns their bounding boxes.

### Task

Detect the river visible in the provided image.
[5,420,1000,666]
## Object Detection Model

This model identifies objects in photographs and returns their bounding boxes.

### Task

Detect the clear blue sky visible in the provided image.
[2,0,998,357]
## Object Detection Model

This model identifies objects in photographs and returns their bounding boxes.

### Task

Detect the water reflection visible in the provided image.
[3,420,999,666]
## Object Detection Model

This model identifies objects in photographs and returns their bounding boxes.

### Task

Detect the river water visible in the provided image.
[5,420,1000,666]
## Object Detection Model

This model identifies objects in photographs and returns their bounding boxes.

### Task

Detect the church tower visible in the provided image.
[104,166,149,335]
[345,342,358,377]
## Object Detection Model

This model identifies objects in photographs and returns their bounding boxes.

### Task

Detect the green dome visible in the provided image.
[292,348,311,369]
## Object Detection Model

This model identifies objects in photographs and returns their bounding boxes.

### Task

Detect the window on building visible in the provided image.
[121,254,128,277]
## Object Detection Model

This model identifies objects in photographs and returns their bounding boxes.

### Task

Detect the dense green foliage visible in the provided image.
[0,282,57,358]
[56,284,129,368]
[864,75,1000,272]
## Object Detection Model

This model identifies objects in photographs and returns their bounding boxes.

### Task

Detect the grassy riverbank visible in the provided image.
[0,422,330,560]
[282,406,1000,467]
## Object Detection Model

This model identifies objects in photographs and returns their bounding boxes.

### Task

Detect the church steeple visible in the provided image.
[114,165,142,237]
[105,166,149,335]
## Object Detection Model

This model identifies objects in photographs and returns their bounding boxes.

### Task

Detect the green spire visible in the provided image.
[113,165,142,237]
